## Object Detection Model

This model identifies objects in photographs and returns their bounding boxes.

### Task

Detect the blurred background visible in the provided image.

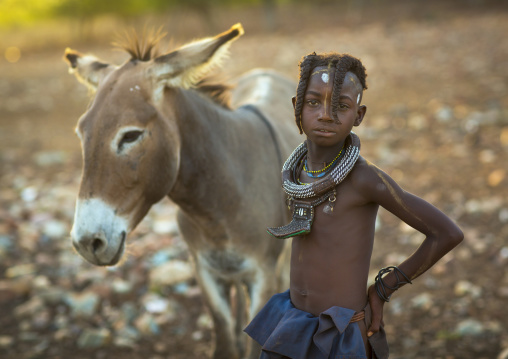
[1,0,507,358]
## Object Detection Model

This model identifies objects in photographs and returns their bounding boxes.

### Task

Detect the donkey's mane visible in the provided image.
[114,28,232,109]
[113,27,166,62]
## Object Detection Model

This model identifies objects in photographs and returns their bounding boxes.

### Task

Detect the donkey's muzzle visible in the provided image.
[72,231,126,266]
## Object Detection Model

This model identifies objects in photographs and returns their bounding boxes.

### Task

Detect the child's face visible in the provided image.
[297,66,366,147]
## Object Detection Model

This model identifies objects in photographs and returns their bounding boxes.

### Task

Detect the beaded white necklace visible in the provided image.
[281,132,361,199]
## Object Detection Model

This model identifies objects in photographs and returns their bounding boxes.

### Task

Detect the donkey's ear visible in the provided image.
[149,23,243,95]
[63,48,116,92]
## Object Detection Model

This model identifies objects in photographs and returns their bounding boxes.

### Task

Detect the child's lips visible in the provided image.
[314,128,336,136]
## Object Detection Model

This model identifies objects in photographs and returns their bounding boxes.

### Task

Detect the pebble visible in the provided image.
[149,260,194,288]
[42,219,69,239]
[142,294,171,314]
[153,219,179,235]
[15,297,45,318]
[135,313,160,336]
[6,263,37,278]
[54,328,72,341]
[20,186,38,202]
[64,292,100,318]
[0,277,32,303]
[435,106,454,123]
[114,325,140,348]
[410,293,433,311]
[454,280,482,298]
[36,286,67,305]
[0,335,14,348]
[19,332,40,342]
[112,278,134,294]
[196,313,213,329]
[77,328,112,349]
[455,319,485,336]
[121,302,139,324]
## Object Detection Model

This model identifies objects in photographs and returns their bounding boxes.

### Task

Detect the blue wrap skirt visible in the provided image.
[244,290,389,359]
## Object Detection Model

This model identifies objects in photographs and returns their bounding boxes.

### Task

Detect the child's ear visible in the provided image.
[292,96,296,109]
[354,105,367,126]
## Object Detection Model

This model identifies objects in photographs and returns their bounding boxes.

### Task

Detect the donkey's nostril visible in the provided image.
[92,238,105,253]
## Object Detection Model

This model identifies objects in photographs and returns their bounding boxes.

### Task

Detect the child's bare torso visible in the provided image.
[290,156,378,316]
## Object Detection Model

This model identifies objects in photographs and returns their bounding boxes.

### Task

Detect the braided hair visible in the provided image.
[294,52,368,134]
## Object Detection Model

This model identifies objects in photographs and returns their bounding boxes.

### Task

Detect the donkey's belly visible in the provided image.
[197,248,255,278]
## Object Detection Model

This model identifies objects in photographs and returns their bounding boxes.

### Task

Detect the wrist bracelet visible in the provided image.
[374,266,412,302]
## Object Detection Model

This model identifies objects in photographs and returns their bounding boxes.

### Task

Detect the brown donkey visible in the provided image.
[64,24,300,358]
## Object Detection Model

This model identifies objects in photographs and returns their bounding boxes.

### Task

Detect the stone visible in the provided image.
[15,297,45,318]
[192,330,204,341]
[410,293,433,311]
[455,319,485,336]
[31,309,51,329]
[18,332,40,342]
[0,277,32,303]
[454,280,482,298]
[114,325,140,348]
[112,278,133,294]
[5,263,36,278]
[42,219,68,239]
[134,313,160,336]
[196,313,213,329]
[121,302,139,324]
[36,286,67,305]
[153,219,179,235]
[0,335,14,348]
[20,187,37,202]
[435,106,454,123]
[149,260,194,288]
[77,328,112,349]
[53,328,72,341]
[141,293,174,314]
[64,291,100,318]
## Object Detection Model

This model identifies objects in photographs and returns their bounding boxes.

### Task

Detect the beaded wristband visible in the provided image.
[374,266,412,302]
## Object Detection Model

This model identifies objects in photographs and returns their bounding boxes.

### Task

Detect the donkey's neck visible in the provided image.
[164,88,254,215]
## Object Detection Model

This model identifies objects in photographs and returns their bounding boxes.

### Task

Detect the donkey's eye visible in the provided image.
[117,130,144,152]
[121,130,143,144]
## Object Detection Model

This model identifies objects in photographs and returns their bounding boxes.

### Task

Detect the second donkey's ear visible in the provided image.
[63,48,116,92]
[148,23,244,101]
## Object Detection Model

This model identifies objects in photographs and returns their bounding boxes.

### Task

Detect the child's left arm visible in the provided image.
[353,161,464,337]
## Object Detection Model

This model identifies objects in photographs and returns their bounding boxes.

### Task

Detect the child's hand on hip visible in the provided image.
[367,284,385,337]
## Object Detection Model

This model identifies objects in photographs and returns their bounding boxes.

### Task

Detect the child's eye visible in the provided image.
[306,99,319,106]
[339,103,349,109]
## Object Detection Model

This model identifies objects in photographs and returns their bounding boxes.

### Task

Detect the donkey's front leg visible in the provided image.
[195,261,240,359]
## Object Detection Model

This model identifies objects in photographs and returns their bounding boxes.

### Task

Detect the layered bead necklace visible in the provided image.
[267,132,361,239]
[281,132,361,199]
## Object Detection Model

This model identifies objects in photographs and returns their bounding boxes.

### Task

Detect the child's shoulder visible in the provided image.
[347,155,387,194]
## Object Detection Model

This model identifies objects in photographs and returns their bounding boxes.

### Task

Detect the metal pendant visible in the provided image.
[267,201,314,239]
[323,190,336,215]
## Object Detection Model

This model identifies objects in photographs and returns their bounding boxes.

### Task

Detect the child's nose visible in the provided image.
[318,103,333,122]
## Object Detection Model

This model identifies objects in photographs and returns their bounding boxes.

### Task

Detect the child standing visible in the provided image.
[245,52,463,359]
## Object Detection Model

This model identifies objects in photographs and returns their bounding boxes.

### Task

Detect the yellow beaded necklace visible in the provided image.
[303,146,344,174]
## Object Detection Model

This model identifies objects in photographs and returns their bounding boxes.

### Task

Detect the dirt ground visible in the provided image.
[1,1,508,358]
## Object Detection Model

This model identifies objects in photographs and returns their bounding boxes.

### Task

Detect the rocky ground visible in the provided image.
[1,1,508,358]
